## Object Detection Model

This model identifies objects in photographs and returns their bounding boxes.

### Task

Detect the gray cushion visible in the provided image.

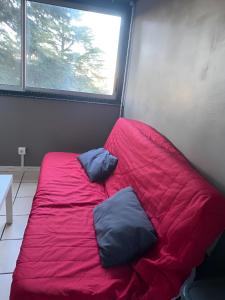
[93,187,157,268]
[78,148,118,182]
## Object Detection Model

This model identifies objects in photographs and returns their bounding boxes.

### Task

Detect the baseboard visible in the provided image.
[0,166,40,172]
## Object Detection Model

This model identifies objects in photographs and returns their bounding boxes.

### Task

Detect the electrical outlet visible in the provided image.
[18,147,26,155]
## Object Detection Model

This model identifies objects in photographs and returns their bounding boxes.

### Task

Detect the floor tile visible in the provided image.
[13,197,33,215]
[0,216,6,238]
[0,240,22,273]
[0,274,12,300]
[22,170,39,182]
[12,171,23,183]
[2,216,28,240]
[12,183,20,199]
[0,183,20,215]
[17,183,37,197]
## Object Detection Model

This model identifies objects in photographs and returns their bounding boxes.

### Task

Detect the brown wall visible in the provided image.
[0,96,119,166]
[124,0,225,192]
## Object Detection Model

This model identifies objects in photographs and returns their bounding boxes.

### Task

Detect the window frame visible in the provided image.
[0,0,131,104]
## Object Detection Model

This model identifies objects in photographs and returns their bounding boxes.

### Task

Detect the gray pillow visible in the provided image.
[93,187,157,268]
[78,148,118,182]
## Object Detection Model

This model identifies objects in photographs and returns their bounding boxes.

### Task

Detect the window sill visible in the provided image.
[0,89,121,106]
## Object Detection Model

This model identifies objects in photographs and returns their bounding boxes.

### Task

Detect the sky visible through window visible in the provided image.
[78,12,121,94]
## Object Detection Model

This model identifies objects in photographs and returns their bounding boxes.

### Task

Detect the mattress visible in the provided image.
[10,152,144,300]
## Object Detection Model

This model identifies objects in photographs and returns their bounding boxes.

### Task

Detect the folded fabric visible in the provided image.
[78,148,118,182]
[93,186,157,268]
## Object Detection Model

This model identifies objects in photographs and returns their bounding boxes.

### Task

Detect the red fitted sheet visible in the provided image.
[10,119,225,300]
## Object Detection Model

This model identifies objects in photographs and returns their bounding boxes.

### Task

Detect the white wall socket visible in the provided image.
[18,147,26,155]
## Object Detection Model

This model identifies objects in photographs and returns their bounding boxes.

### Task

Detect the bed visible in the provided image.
[10,118,225,300]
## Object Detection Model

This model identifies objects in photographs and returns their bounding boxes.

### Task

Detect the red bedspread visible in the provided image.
[10,152,143,300]
[10,119,225,300]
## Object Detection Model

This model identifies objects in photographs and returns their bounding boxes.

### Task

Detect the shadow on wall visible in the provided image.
[124,0,225,194]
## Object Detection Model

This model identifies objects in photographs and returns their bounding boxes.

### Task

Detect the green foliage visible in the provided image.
[0,0,107,93]
[0,0,21,85]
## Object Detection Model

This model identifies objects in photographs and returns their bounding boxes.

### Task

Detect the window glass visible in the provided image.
[0,0,21,87]
[26,1,121,95]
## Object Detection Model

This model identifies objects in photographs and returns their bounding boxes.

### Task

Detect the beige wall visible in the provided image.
[124,0,225,192]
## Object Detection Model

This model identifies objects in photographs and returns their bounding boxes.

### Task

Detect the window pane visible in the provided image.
[26,1,121,95]
[0,0,21,87]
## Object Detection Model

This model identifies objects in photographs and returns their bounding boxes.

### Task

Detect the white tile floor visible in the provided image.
[0,169,39,300]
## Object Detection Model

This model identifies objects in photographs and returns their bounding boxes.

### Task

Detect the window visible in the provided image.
[26,2,121,95]
[0,0,21,88]
[0,0,130,102]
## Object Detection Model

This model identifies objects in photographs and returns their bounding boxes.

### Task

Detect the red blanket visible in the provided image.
[10,118,225,300]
